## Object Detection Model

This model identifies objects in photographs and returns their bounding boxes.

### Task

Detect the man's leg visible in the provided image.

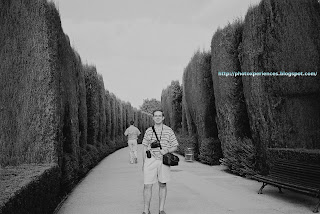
[159,182,167,212]
[128,142,134,163]
[133,141,138,163]
[143,184,153,213]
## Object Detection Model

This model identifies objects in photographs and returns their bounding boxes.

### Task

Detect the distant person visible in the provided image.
[124,121,141,164]
[142,109,178,214]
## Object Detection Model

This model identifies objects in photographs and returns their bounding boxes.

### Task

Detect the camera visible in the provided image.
[146,150,151,158]
[150,140,161,148]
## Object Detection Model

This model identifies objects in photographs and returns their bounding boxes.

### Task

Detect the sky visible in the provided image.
[54,0,261,108]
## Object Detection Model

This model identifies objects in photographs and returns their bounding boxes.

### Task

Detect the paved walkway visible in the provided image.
[55,145,318,214]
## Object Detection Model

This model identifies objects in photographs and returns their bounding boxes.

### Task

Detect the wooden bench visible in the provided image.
[252,159,320,213]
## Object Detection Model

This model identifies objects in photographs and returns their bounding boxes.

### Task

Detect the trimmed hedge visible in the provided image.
[181,86,188,135]
[161,88,171,127]
[84,65,99,146]
[0,0,58,166]
[97,74,106,148]
[161,81,182,132]
[182,50,222,164]
[0,164,60,214]
[109,93,116,144]
[211,20,254,175]
[181,76,196,137]
[241,0,320,173]
[267,148,320,168]
[220,137,255,177]
[105,90,111,144]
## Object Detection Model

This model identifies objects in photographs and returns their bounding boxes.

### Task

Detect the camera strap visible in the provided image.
[152,126,162,150]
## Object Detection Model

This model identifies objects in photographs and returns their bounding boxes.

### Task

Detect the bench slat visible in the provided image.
[253,175,320,193]
[272,165,320,174]
[267,174,320,190]
[270,169,320,187]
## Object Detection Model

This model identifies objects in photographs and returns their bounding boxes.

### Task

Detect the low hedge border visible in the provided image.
[0,164,61,214]
[267,148,320,167]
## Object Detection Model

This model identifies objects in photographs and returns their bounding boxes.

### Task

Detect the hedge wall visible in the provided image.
[241,0,320,172]
[181,85,188,135]
[182,50,222,165]
[211,20,254,176]
[0,164,60,214]
[97,74,106,148]
[161,81,182,132]
[84,65,99,147]
[109,93,116,143]
[105,90,111,143]
[0,0,58,167]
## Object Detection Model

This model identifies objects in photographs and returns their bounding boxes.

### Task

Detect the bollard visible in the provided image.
[185,147,194,162]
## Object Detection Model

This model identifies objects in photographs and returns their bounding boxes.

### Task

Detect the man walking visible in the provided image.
[124,120,141,164]
[142,109,178,214]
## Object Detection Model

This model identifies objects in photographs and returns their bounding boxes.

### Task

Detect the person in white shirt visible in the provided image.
[124,121,141,164]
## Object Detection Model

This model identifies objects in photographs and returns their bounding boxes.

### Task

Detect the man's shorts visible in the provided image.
[127,139,137,149]
[143,156,170,184]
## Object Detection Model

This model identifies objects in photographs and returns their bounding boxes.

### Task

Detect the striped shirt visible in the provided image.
[124,125,141,140]
[142,124,178,159]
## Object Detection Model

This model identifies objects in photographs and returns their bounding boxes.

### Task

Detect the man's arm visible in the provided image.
[142,144,148,171]
[141,128,150,170]
[168,146,177,153]
[160,146,177,155]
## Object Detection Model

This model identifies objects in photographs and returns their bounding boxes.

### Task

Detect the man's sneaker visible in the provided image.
[142,211,151,214]
[159,211,166,214]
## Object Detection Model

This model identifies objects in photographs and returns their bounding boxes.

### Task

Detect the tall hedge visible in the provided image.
[109,93,116,146]
[241,0,320,171]
[161,81,182,132]
[75,53,88,151]
[105,90,111,143]
[97,75,106,148]
[57,33,83,191]
[121,101,126,143]
[183,50,222,164]
[181,85,188,135]
[116,98,122,145]
[73,52,88,177]
[181,75,197,137]
[0,0,58,166]
[161,88,171,127]
[211,21,254,176]
[84,65,99,147]
[137,110,143,142]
